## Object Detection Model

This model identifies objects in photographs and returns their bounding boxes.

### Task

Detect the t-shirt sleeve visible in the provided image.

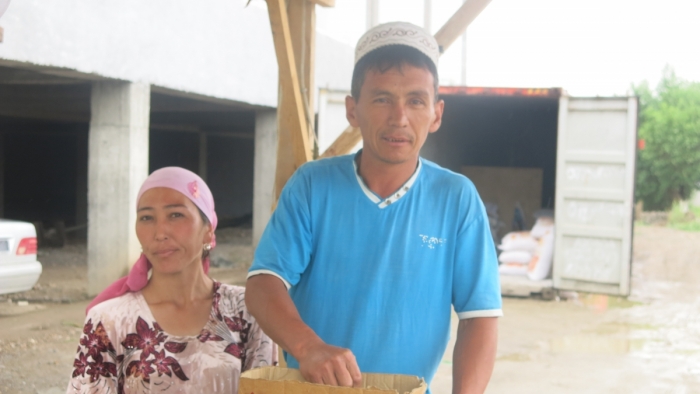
[66,309,119,393]
[452,186,503,319]
[248,169,313,289]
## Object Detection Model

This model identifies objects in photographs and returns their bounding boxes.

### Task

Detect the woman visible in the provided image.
[67,167,276,393]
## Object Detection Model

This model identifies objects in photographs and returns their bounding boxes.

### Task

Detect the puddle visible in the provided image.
[550,335,646,355]
[550,322,648,355]
[585,322,658,335]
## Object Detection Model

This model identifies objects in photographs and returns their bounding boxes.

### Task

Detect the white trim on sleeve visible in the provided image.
[457,309,503,319]
[247,270,292,290]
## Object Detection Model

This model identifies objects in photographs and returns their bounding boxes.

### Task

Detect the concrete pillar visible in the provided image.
[198,131,207,181]
[75,130,88,239]
[0,132,4,217]
[253,109,278,249]
[88,81,150,295]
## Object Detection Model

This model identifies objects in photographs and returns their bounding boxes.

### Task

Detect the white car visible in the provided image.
[0,219,42,295]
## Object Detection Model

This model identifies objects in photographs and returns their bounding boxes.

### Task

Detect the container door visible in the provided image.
[553,96,638,295]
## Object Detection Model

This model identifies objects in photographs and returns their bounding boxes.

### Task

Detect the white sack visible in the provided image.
[499,263,528,276]
[498,231,538,252]
[530,217,555,239]
[527,229,555,281]
[498,250,532,265]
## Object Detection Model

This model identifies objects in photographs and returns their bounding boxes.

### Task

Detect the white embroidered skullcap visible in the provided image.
[355,21,440,67]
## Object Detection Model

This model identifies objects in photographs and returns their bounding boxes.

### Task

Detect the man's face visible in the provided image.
[346,64,444,166]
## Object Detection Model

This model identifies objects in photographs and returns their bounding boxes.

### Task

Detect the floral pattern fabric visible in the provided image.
[67,282,277,394]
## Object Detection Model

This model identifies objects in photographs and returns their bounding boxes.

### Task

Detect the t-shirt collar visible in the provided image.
[352,151,422,209]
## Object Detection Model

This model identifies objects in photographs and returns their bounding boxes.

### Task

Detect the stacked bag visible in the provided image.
[497,216,555,281]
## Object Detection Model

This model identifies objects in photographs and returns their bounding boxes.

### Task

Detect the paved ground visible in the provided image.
[433,225,700,394]
[1,225,698,393]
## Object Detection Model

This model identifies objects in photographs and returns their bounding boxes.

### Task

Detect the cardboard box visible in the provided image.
[239,367,427,394]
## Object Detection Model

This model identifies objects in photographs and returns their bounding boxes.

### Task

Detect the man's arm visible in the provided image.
[245,274,363,387]
[452,317,498,394]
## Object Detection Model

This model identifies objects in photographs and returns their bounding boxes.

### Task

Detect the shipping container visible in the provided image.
[317,86,638,296]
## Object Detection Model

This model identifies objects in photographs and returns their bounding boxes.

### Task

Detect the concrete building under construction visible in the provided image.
[0,0,354,294]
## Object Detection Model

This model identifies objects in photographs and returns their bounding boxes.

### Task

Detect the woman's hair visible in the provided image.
[197,207,212,260]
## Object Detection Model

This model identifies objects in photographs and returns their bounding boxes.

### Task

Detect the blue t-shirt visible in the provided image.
[249,154,502,388]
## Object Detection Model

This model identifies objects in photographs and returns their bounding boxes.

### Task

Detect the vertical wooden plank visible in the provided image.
[269,0,315,205]
[290,0,316,119]
[267,0,313,205]
[273,92,297,209]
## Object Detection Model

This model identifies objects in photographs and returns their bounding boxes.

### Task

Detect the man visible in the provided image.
[246,21,502,394]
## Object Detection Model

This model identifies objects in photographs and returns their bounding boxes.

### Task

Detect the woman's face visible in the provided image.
[135,187,212,275]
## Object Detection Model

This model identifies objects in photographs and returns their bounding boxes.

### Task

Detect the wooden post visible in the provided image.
[267,0,313,202]
[310,0,335,5]
[319,0,493,159]
[268,0,324,207]
[433,0,492,53]
[289,0,316,157]
[319,125,361,159]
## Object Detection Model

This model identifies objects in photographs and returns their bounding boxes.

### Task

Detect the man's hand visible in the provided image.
[245,274,362,387]
[296,339,363,387]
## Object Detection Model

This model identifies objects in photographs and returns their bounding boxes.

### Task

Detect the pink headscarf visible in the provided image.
[86,167,218,313]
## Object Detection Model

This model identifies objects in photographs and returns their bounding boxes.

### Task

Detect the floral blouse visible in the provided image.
[67,282,277,393]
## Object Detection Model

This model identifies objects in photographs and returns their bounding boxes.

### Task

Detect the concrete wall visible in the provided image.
[253,110,277,248]
[0,1,354,108]
[0,1,357,270]
[0,0,278,106]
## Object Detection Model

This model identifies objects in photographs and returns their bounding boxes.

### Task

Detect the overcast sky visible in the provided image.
[310,0,700,97]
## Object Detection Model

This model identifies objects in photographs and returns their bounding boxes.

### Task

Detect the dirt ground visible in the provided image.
[1,225,699,393]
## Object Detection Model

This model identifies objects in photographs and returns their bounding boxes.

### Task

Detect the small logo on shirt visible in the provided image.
[419,234,446,249]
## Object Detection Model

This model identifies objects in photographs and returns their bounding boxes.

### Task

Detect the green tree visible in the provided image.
[634,68,700,211]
